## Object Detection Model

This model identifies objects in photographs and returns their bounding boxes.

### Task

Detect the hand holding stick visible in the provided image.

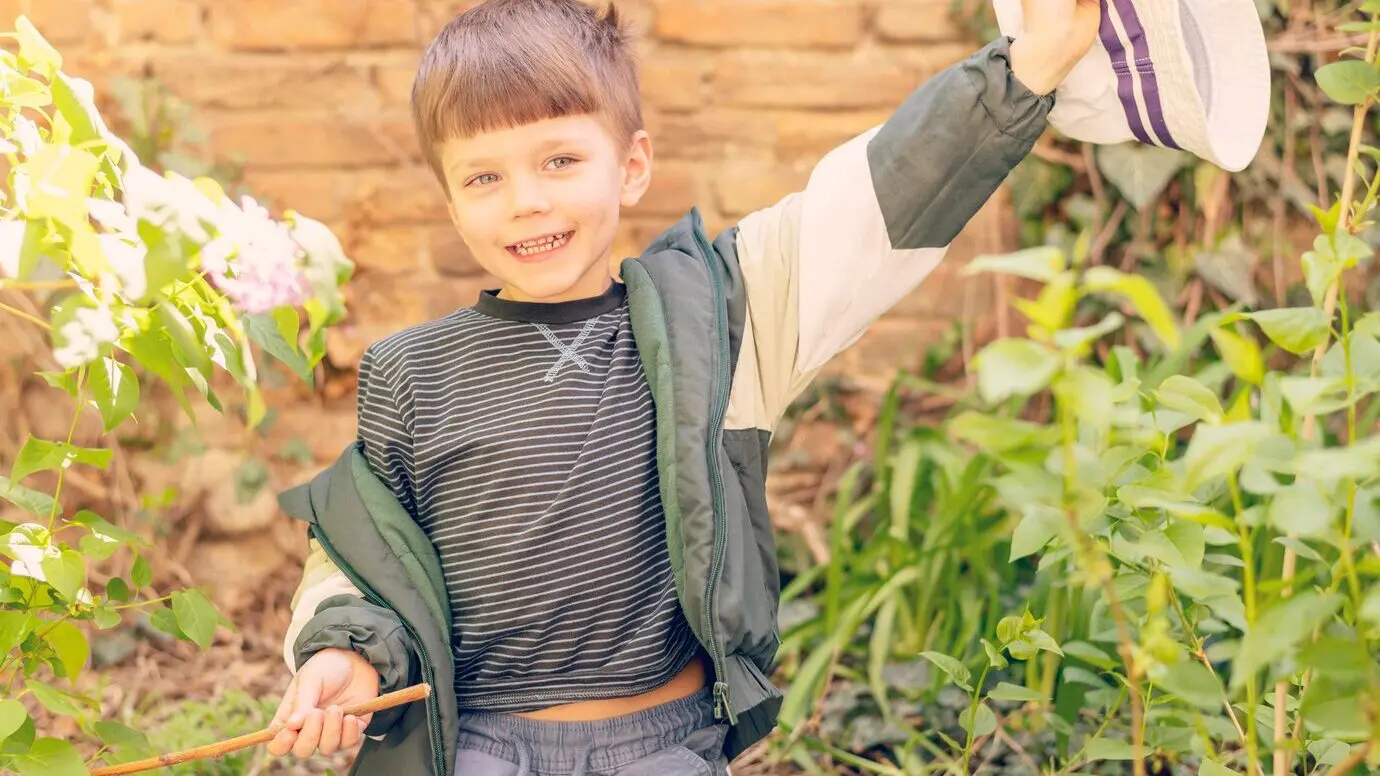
[88,683,431,776]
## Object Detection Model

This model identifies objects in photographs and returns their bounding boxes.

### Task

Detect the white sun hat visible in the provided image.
[991,0,1272,172]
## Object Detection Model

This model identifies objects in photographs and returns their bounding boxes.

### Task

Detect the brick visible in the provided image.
[209,113,413,168]
[240,169,357,223]
[350,225,428,274]
[428,224,482,277]
[632,161,700,216]
[110,0,201,44]
[0,0,87,44]
[208,0,419,51]
[426,276,494,319]
[647,108,775,160]
[374,54,421,106]
[874,0,964,43]
[892,41,976,80]
[712,161,808,217]
[774,109,890,160]
[712,52,914,109]
[842,317,954,379]
[640,57,709,111]
[152,54,378,112]
[349,166,449,224]
[655,0,864,48]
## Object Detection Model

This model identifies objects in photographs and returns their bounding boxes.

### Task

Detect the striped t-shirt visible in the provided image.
[354,282,700,712]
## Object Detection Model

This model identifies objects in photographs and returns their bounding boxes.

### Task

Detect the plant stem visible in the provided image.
[112,593,174,611]
[49,368,89,533]
[0,279,78,291]
[1324,742,1372,776]
[1167,587,1247,743]
[960,664,993,774]
[1275,16,1380,776]
[0,299,51,329]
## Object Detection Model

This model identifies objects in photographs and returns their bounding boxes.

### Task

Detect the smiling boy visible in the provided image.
[266,1,1099,774]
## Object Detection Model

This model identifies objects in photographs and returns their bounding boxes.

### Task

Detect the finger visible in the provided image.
[291,708,327,759]
[318,705,345,756]
[267,727,298,757]
[270,675,299,729]
[288,673,324,728]
[341,714,363,750]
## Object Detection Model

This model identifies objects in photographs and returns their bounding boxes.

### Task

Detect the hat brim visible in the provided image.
[993,0,1271,172]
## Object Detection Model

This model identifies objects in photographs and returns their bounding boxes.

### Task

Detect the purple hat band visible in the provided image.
[1098,0,1182,150]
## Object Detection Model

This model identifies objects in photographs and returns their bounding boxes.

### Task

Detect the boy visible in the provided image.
[266,0,1099,773]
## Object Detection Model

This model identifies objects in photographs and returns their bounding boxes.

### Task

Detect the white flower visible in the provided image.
[88,197,136,235]
[6,529,56,583]
[0,220,24,278]
[121,164,217,242]
[201,195,310,314]
[98,233,148,299]
[53,304,119,369]
[12,116,41,158]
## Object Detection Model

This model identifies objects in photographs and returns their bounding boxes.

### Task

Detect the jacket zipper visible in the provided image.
[691,225,736,724]
[310,526,447,776]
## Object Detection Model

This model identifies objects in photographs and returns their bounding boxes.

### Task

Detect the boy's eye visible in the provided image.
[547,156,577,170]
[467,173,499,187]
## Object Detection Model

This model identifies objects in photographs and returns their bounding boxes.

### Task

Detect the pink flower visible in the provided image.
[202,195,310,314]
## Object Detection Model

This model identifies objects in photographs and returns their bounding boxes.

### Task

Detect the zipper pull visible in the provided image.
[713,681,732,722]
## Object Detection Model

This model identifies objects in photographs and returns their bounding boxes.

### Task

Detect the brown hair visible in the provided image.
[411,0,644,193]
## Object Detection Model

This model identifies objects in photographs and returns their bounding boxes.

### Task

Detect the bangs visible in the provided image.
[411,0,643,191]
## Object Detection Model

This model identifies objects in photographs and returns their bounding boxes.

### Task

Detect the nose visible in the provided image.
[506,173,551,219]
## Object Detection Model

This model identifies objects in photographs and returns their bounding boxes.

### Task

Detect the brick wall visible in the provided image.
[21,0,1017,383]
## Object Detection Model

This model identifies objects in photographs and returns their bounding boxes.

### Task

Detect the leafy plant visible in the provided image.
[0,17,351,774]
[772,7,1380,776]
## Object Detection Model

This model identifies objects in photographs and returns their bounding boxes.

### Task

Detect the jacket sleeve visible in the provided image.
[731,36,1053,428]
[283,539,420,736]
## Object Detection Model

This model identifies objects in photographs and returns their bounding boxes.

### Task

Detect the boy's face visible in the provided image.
[438,114,652,304]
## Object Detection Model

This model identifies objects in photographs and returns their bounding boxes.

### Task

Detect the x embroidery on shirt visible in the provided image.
[535,320,598,381]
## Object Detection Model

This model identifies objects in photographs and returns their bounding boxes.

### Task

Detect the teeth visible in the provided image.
[513,231,570,257]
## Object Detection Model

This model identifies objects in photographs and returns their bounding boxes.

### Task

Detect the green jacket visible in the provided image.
[278,36,1051,776]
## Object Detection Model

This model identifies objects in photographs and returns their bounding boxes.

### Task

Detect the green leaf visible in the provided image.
[0,700,27,744]
[1209,327,1264,385]
[43,620,88,680]
[25,681,83,717]
[959,701,998,739]
[39,549,84,602]
[0,610,35,653]
[1300,679,1369,737]
[72,509,146,549]
[93,606,122,630]
[988,682,1046,703]
[172,588,219,649]
[15,15,63,75]
[11,437,113,482]
[1164,521,1205,569]
[1062,641,1117,670]
[1095,142,1189,210]
[1199,759,1241,776]
[1085,737,1136,760]
[973,338,1060,404]
[1053,366,1115,434]
[131,554,151,589]
[0,476,56,517]
[1240,308,1331,355]
[1230,592,1344,690]
[1082,266,1181,350]
[1011,505,1062,561]
[964,246,1066,282]
[1315,59,1380,105]
[1156,660,1225,711]
[105,577,131,603]
[50,72,104,146]
[982,638,1009,670]
[1182,421,1274,489]
[0,74,51,109]
[1052,312,1127,356]
[948,412,1057,454]
[18,145,100,228]
[1279,375,1352,415]
[920,651,973,692]
[244,312,313,385]
[89,356,139,433]
[1154,375,1223,424]
[1267,480,1335,539]
[14,737,86,776]
[1361,586,1380,627]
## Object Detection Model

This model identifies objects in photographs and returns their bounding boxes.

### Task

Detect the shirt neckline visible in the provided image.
[473,282,626,324]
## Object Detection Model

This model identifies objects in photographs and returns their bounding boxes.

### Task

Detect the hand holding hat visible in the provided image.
[1009,0,1104,95]
[993,0,1272,171]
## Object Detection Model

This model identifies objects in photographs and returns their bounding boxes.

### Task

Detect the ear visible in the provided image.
[619,129,653,208]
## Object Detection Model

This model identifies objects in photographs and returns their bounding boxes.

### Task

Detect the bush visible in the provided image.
[0,17,351,774]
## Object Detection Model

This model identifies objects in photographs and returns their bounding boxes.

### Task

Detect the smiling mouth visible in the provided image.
[507,231,573,258]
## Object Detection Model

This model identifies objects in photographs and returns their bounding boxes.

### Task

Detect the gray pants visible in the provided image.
[452,688,730,776]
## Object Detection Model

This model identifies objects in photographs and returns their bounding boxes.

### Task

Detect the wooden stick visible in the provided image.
[89,684,432,776]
